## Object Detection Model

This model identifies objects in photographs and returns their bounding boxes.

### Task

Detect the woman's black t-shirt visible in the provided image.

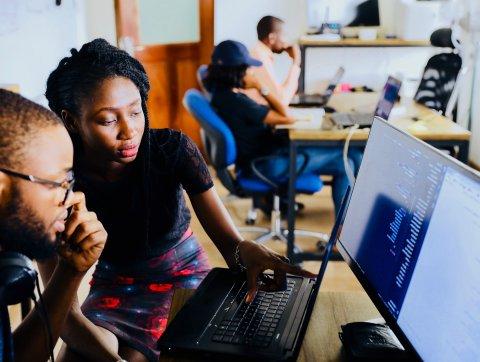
[75,129,214,264]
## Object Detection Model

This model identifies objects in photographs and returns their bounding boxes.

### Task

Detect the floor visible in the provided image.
[9,172,362,334]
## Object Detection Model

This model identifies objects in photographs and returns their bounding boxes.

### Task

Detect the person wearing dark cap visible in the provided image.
[205,40,361,215]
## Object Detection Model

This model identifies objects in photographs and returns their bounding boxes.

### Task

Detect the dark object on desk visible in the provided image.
[290,67,344,108]
[323,105,337,113]
[414,28,462,116]
[339,322,409,361]
[350,85,374,93]
[158,189,351,361]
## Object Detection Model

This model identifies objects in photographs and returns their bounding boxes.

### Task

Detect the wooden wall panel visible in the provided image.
[136,44,200,136]
[115,0,214,149]
[176,59,202,146]
[141,60,171,129]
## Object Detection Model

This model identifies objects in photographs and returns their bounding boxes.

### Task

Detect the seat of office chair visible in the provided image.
[237,172,323,194]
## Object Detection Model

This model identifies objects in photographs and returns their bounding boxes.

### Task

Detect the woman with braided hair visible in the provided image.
[39,38,315,362]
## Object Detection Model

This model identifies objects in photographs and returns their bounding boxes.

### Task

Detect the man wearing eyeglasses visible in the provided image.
[0,89,113,361]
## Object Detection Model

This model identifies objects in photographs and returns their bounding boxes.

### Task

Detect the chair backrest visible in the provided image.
[414,53,462,115]
[414,28,462,115]
[183,89,240,194]
[196,64,211,98]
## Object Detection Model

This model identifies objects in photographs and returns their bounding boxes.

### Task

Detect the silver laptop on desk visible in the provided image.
[331,76,402,128]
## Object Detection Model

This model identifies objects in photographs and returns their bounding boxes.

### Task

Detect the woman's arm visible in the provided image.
[189,188,315,303]
[189,188,242,268]
[37,257,121,361]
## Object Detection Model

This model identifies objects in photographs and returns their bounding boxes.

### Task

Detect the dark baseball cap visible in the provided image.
[211,40,262,67]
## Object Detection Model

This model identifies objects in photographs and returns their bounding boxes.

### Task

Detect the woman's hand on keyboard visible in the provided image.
[238,240,316,303]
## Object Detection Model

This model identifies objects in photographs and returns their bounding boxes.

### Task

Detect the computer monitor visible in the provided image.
[338,118,480,361]
[307,0,380,28]
[374,76,402,120]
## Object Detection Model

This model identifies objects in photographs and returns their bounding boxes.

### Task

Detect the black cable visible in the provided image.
[33,275,55,362]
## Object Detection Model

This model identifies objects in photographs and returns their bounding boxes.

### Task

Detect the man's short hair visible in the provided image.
[0,89,62,168]
[257,15,284,41]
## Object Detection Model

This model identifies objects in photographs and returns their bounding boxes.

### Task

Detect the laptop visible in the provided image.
[290,67,345,107]
[331,76,402,127]
[158,187,352,361]
[338,117,480,360]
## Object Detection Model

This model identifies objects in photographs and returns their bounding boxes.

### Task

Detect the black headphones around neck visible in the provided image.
[0,251,37,305]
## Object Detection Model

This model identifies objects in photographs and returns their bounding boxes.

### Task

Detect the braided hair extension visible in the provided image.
[45,38,152,252]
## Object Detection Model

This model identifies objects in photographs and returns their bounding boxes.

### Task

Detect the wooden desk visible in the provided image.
[290,92,471,146]
[162,290,381,361]
[298,37,431,92]
[299,37,430,48]
[285,93,471,263]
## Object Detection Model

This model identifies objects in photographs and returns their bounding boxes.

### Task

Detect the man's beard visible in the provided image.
[0,185,59,260]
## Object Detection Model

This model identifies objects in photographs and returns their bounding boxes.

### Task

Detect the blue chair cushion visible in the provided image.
[294,173,323,194]
[237,173,323,195]
[237,176,273,193]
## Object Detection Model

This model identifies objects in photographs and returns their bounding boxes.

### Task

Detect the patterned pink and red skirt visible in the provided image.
[82,230,210,362]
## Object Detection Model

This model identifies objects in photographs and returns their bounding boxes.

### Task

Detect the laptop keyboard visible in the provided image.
[211,280,295,348]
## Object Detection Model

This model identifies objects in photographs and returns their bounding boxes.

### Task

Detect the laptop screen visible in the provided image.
[374,76,402,120]
[323,67,345,98]
[338,119,480,361]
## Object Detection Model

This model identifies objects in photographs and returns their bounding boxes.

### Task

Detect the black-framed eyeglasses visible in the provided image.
[0,168,75,205]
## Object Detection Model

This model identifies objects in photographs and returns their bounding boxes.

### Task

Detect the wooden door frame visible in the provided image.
[114,0,214,65]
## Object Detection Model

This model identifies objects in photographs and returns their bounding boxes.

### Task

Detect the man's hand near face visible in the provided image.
[57,192,107,273]
[283,44,301,66]
[14,192,109,362]
[36,192,121,362]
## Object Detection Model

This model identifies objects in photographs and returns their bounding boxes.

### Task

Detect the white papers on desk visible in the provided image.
[277,107,325,129]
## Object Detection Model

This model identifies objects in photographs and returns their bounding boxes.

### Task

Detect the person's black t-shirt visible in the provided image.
[75,129,214,264]
[210,90,286,170]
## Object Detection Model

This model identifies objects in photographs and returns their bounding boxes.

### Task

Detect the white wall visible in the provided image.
[214,0,432,94]
[0,0,116,106]
[82,0,116,45]
[0,1,82,104]
[214,0,309,84]
[215,0,308,46]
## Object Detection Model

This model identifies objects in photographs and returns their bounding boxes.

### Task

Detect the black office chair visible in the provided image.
[414,28,462,116]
